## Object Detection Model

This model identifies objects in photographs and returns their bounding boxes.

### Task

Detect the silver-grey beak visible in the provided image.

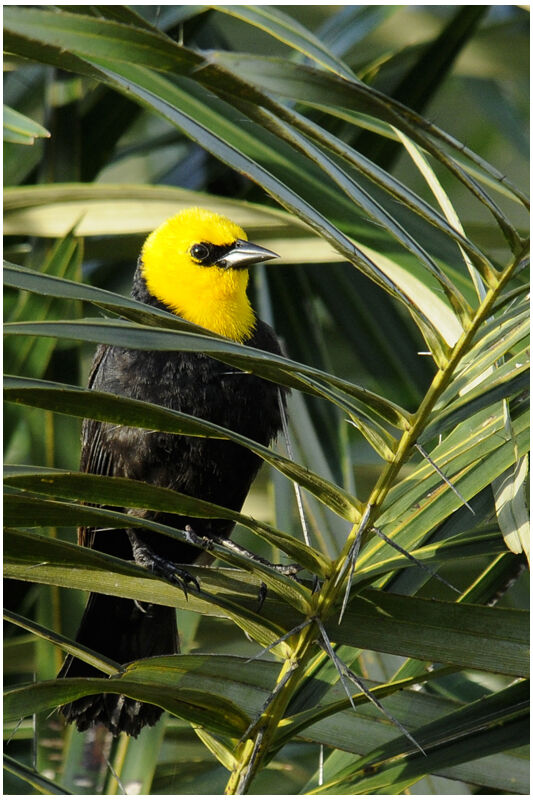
[215,239,279,270]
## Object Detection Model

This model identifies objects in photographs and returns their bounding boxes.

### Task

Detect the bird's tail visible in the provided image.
[59,592,178,737]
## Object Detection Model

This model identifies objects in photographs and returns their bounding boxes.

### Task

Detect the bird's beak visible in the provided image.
[214,239,279,270]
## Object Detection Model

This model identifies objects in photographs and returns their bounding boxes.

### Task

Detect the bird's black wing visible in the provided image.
[78,345,121,551]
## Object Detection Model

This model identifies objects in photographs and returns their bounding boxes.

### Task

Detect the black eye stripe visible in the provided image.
[190,241,234,267]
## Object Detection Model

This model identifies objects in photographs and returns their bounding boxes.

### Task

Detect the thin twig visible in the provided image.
[335,504,372,587]
[315,619,357,710]
[104,753,127,795]
[279,388,311,547]
[342,662,426,756]
[5,718,24,746]
[315,619,425,755]
[415,442,475,514]
[245,619,312,663]
[337,505,372,624]
[338,537,361,625]
[240,659,301,744]
[372,527,460,593]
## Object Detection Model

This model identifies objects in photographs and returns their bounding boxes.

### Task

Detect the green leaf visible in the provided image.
[365,402,529,570]
[92,58,452,344]
[330,590,529,678]
[5,12,390,272]
[276,671,435,752]
[3,9,469,348]
[3,105,50,145]
[211,6,356,80]
[4,237,83,379]
[4,7,198,73]
[227,98,470,340]
[310,681,529,794]
[205,51,526,240]
[4,303,411,431]
[3,6,529,792]
[356,6,488,174]
[355,530,505,585]
[5,678,249,739]
[4,608,120,675]
[3,487,311,615]
[248,102,493,295]
[194,728,237,771]
[4,259,202,333]
[300,680,528,794]
[5,6,526,228]
[439,309,529,404]
[3,753,71,795]
[302,101,527,208]
[423,356,529,440]
[293,373,398,461]
[3,183,295,239]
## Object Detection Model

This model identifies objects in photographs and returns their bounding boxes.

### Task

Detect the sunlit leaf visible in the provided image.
[3,105,50,145]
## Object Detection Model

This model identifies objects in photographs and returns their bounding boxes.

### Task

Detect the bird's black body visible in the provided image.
[60,264,286,737]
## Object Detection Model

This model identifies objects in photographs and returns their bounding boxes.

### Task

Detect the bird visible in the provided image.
[59,207,288,737]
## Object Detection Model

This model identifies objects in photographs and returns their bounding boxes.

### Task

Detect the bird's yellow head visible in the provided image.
[141,207,278,342]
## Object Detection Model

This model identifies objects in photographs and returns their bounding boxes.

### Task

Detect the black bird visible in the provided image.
[59,207,287,736]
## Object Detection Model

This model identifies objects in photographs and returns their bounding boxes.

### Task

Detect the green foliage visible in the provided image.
[3,5,529,795]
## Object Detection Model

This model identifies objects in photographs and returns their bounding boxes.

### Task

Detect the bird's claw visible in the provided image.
[145,552,200,599]
[273,563,301,577]
[257,582,268,611]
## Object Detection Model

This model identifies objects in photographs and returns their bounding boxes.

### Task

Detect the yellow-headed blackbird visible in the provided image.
[59,208,287,736]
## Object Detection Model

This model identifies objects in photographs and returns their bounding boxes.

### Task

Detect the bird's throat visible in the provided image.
[174,282,256,342]
[143,265,256,342]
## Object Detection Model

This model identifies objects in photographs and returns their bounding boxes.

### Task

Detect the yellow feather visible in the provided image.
[141,208,256,342]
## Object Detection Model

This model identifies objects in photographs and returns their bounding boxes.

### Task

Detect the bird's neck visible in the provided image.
[132,262,256,343]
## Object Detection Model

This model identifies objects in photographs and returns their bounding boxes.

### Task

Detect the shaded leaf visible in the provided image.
[5,679,249,739]
[3,753,70,795]
[3,490,311,615]
[4,314,411,431]
[309,681,528,794]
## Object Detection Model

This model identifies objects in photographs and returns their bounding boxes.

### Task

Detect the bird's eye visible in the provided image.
[190,243,211,262]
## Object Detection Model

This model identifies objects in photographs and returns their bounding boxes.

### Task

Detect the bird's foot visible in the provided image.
[184,525,301,576]
[183,526,302,610]
[184,525,216,554]
[257,582,268,611]
[216,534,301,578]
[253,561,301,610]
[148,552,200,599]
[130,539,200,599]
